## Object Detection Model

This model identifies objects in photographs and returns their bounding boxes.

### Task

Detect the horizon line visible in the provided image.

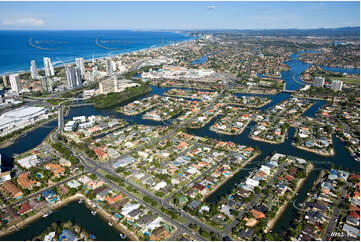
[0,26,359,31]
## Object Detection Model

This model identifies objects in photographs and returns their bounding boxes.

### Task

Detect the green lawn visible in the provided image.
[330,76,360,85]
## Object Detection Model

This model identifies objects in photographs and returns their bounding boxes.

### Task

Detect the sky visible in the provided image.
[0,1,359,30]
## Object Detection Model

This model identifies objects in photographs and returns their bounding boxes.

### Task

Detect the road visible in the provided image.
[51,106,210,240]
[2,172,85,209]
[52,90,230,238]
[322,182,348,240]
[220,162,288,238]
[50,82,277,240]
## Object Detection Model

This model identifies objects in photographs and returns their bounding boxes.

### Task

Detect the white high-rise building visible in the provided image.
[74,67,83,87]
[66,65,82,89]
[9,74,21,94]
[111,61,117,72]
[30,60,38,79]
[44,57,55,77]
[40,76,50,93]
[66,65,76,89]
[313,76,325,88]
[331,80,343,91]
[106,57,113,76]
[75,57,85,77]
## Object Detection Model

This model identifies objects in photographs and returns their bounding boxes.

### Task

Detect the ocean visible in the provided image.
[0,30,192,75]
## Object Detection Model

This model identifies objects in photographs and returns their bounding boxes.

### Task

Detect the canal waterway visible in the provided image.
[0,51,359,239]
[1,201,125,241]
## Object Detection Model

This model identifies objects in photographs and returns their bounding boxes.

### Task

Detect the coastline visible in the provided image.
[0,35,194,76]
[264,162,314,232]
[203,151,260,200]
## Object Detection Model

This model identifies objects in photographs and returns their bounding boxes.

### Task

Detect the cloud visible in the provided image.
[208,5,216,10]
[2,17,44,26]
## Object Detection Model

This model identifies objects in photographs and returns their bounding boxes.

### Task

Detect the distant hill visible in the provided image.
[189,27,360,38]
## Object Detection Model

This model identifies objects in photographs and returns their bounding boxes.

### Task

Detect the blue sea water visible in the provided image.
[0,30,192,75]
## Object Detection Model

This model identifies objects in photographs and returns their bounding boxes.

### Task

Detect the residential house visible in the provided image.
[1,181,23,199]
[18,202,33,216]
[17,172,41,190]
[44,163,65,178]
[150,226,169,241]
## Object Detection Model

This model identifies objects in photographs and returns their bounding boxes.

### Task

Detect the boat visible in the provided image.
[91,211,97,215]
[108,222,113,227]
[120,234,127,239]
[78,199,83,204]
[43,211,52,217]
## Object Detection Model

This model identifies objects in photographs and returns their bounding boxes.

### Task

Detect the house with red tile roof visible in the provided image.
[1,181,23,199]
[194,183,206,191]
[284,174,295,182]
[18,202,32,216]
[349,174,360,181]
[349,205,360,212]
[45,163,65,178]
[93,148,109,160]
[251,209,265,219]
[17,172,41,190]
[349,211,360,219]
[105,194,123,205]
[243,147,254,152]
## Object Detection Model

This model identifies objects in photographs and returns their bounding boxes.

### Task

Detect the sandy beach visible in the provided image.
[264,163,314,232]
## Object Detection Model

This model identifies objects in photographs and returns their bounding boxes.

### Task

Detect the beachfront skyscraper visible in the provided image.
[66,65,76,89]
[66,65,83,89]
[106,57,113,76]
[74,67,83,87]
[2,75,8,87]
[43,57,55,77]
[9,74,21,94]
[30,60,39,79]
[75,57,85,77]
[40,76,50,93]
